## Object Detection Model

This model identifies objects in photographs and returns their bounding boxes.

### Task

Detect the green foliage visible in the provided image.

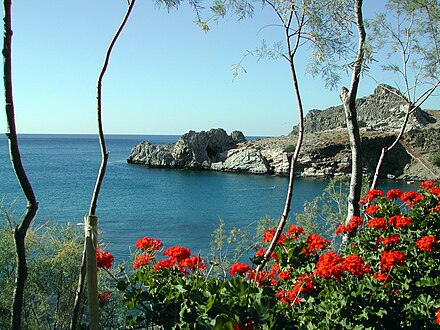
[114,181,440,329]
[430,153,440,167]
[0,207,123,329]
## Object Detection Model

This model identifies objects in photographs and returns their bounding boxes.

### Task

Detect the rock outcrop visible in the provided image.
[128,128,251,171]
[291,84,435,134]
[128,85,440,181]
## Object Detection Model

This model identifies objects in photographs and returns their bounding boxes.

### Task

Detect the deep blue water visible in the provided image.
[0,134,417,261]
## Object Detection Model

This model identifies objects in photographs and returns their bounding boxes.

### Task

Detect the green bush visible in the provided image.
[430,153,440,167]
[0,207,123,329]
[112,181,440,329]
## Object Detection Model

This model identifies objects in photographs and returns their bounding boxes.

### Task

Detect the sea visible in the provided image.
[0,134,418,262]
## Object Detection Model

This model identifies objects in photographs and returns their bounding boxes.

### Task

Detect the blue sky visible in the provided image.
[0,1,438,136]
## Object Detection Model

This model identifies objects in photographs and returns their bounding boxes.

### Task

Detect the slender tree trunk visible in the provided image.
[341,0,365,224]
[70,2,136,328]
[370,102,412,190]
[256,15,305,272]
[3,0,39,328]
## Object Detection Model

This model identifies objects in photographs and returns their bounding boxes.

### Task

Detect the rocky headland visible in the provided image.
[127,85,440,181]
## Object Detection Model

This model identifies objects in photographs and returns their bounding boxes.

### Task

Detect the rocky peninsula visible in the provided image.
[127,85,440,181]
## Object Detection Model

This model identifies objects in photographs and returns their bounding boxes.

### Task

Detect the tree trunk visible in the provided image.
[3,0,39,328]
[370,102,412,190]
[341,0,365,224]
[70,2,136,328]
[256,17,305,272]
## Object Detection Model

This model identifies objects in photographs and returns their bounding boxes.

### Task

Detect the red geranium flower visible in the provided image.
[388,215,412,228]
[400,191,424,206]
[360,189,384,204]
[135,236,163,251]
[180,255,206,271]
[153,258,174,272]
[428,187,440,198]
[255,247,278,260]
[305,233,329,255]
[416,236,437,252]
[420,180,436,190]
[383,234,400,248]
[386,188,403,200]
[263,228,276,242]
[230,263,251,276]
[380,250,406,271]
[341,254,371,276]
[287,224,305,238]
[98,290,111,306]
[163,246,191,262]
[276,273,314,304]
[367,217,387,231]
[373,272,392,284]
[335,216,363,235]
[314,251,344,280]
[132,253,154,269]
[365,205,379,215]
[436,309,440,325]
[96,248,114,270]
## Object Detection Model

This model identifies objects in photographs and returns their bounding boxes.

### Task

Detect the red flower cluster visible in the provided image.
[386,188,403,200]
[373,272,391,284]
[133,253,154,269]
[365,205,379,215]
[420,180,436,190]
[230,263,251,276]
[154,258,174,272]
[303,234,329,255]
[180,255,206,271]
[383,234,400,248]
[287,224,306,238]
[436,308,440,325]
[135,236,163,252]
[341,254,371,276]
[152,245,206,273]
[255,247,278,261]
[314,251,344,280]
[98,290,111,306]
[400,191,424,206]
[380,250,406,271]
[163,246,191,262]
[429,186,440,198]
[367,217,387,231]
[360,189,384,204]
[96,248,114,270]
[416,236,437,252]
[388,215,412,228]
[335,216,363,235]
[263,228,276,242]
[276,273,314,305]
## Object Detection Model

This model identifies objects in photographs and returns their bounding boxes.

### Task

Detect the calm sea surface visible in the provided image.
[0,134,417,261]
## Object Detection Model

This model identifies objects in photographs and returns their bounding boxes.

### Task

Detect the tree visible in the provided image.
[2,0,39,328]
[340,0,366,224]
[70,2,137,329]
[224,0,364,269]
[369,0,440,189]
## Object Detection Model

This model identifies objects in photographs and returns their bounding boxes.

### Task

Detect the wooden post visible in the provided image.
[85,215,99,330]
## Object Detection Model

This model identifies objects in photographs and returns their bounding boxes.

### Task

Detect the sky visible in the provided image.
[0,1,438,136]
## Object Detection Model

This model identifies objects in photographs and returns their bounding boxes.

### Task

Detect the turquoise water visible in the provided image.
[0,134,416,261]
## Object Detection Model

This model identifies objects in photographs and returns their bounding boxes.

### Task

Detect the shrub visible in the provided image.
[430,153,440,167]
[114,180,440,329]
